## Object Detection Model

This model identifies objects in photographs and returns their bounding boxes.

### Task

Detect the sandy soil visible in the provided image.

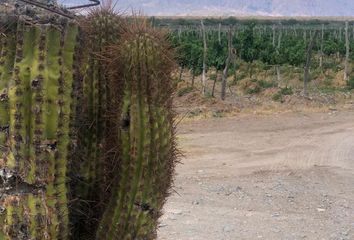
[158,110,354,240]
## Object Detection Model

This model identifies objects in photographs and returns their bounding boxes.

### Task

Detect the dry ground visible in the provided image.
[158,110,354,240]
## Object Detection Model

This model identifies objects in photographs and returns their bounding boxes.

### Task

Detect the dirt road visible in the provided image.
[158,111,354,240]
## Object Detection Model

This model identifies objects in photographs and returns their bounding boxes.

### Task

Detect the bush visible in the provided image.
[272,86,293,102]
[323,78,333,87]
[258,80,277,89]
[237,72,248,81]
[245,80,277,95]
[280,86,293,95]
[272,92,282,101]
[246,84,261,94]
[209,73,218,81]
[348,77,354,90]
[178,86,194,96]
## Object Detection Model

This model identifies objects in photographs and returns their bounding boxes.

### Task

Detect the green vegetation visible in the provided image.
[168,19,353,98]
[348,76,354,89]
[178,86,195,96]
[273,86,294,101]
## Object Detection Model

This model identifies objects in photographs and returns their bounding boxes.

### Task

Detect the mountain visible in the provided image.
[114,0,354,16]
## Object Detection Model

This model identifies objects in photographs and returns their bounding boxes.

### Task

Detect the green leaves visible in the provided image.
[208,40,228,71]
[240,22,257,64]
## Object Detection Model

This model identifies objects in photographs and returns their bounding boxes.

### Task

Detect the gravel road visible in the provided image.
[158,110,354,240]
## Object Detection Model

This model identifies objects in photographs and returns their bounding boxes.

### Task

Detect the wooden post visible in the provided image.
[272,25,276,47]
[320,24,324,69]
[344,21,350,82]
[339,27,342,42]
[276,26,282,82]
[221,28,233,101]
[218,23,221,44]
[201,20,207,95]
[178,66,184,82]
[212,71,218,97]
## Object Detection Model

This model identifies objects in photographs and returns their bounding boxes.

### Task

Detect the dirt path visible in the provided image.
[158,111,354,240]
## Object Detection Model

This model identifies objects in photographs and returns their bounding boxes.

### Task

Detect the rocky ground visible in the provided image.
[158,110,354,239]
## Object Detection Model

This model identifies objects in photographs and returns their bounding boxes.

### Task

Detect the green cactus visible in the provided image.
[1,8,177,240]
[68,9,123,238]
[96,21,176,240]
[0,17,79,239]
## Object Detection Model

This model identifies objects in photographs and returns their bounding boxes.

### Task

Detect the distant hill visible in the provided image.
[114,0,354,17]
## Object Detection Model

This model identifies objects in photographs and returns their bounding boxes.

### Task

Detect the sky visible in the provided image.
[58,0,354,17]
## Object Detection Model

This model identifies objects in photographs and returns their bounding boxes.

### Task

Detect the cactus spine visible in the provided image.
[96,22,176,240]
[69,9,122,238]
[0,18,79,239]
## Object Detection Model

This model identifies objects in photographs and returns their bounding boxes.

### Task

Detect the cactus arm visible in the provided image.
[43,26,62,239]
[122,36,147,235]
[133,37,159,238]
[98,31,176,239]
[0,29,16,165]
[27,25,47,239]
[26,26,41,185]
[54,23,78,239]
[96,86,131,239]
[7,20,25,170]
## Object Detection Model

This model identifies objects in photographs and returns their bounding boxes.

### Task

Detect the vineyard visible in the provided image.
[155,18,354,240]
[157,18,354,105]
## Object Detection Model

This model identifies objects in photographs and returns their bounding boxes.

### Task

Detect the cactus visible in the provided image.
[1,7,177,240]
[95,19,177,240]
[68,7,123,238]
[0,17,80,239]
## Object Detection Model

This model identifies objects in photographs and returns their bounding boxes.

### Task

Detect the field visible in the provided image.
[160,17,354,105]
[158,110,354,239]
[156,17,354,239]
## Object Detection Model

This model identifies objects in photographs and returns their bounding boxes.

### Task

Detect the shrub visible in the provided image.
[272,92,282,101]
[348,77,354,90]
[280,86,293,95]
[246,84,262,94]
[258,80,277,89]
[178,86,194,96]
[272,86,293,102]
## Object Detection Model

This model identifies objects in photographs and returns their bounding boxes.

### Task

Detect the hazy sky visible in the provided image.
[58,0,354,16]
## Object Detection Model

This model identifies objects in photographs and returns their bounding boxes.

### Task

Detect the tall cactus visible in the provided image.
[68,7,122,238]
[0,17,80,239]
[1,7,177,240]
[95,19,177,240]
